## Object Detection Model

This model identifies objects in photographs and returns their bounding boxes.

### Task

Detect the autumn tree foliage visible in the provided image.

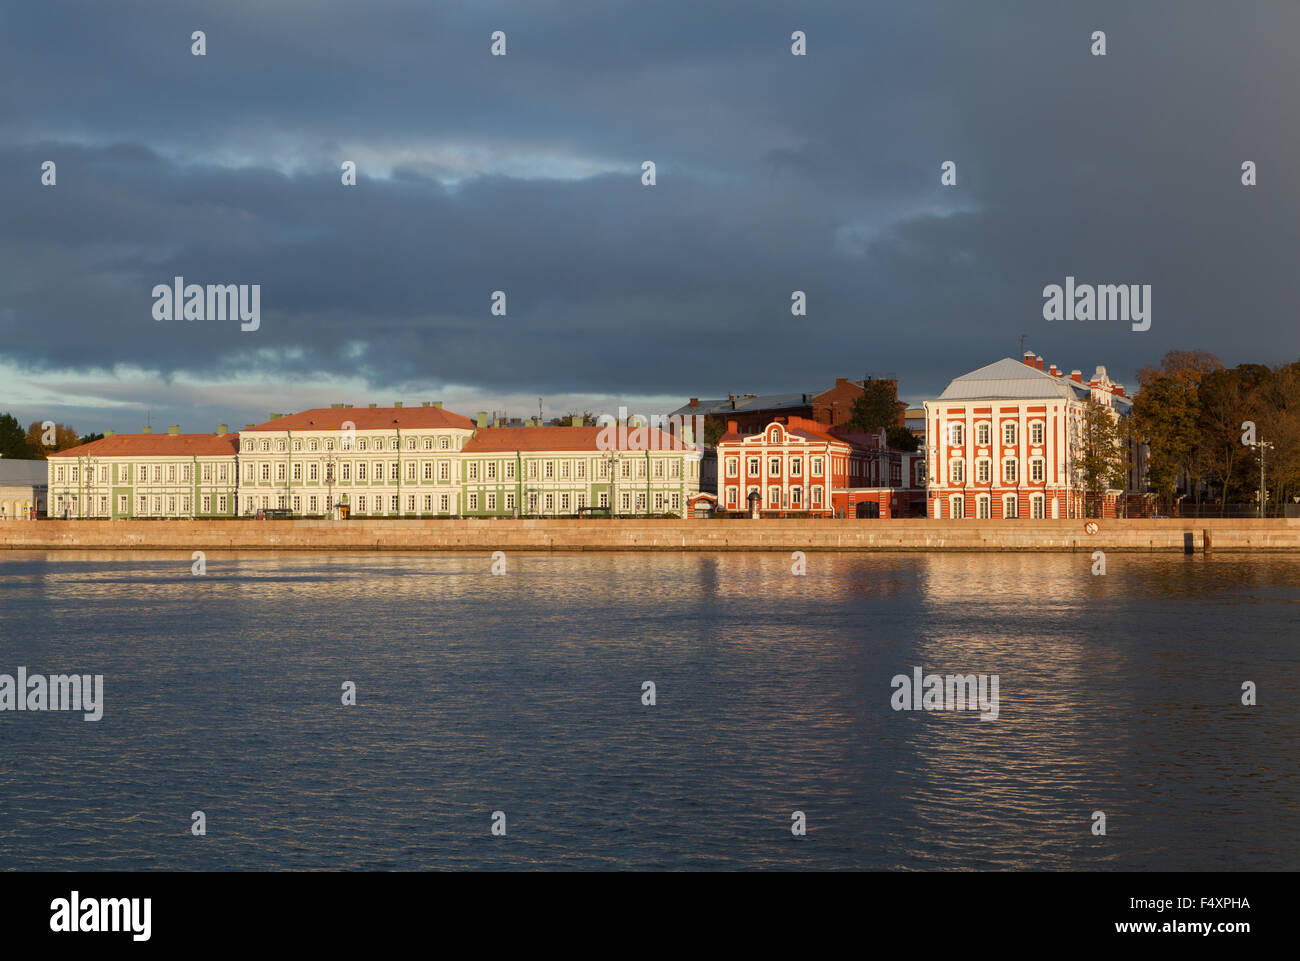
[1131,350,1300,514]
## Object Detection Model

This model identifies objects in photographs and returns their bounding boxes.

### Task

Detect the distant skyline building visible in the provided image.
[671,376,903,436]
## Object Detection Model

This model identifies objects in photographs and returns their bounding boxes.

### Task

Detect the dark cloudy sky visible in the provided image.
[2,0,1297,435]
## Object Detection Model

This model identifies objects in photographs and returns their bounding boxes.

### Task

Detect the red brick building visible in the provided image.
[672,377,902,437]
[715,416,925,518]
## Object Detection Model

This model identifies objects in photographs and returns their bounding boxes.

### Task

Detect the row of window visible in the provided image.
[52,495,229,516]
[948,457,1046,484]
[53,486,691,517]
[60,454,694,488]
[948,422,1046,447]
[241,460,457,484]
[245,489,681,515]
[723,486,825,509]
[941,494,1050,519]
[53,463,231,484]
[237,457,693,484]
[725,455,825,478]
[242,434,461,453]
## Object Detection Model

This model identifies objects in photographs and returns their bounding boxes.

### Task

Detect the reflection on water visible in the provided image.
[0,550,1296,871]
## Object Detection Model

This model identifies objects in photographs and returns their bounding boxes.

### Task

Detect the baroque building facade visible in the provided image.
[923,353,1148,520]
[715,416,925,518]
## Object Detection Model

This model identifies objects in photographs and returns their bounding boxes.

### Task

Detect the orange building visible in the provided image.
[715,416,925,518]
[923,353,1151,519]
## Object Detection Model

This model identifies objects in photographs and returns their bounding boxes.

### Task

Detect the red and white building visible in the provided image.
[716,416,925,518]
[924,353,1148,520]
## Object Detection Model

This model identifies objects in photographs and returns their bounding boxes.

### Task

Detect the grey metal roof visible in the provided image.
[0,459,49,486]
[937,358,1093,402]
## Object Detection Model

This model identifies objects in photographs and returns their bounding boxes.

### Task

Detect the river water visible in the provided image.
[0,550,1296,870]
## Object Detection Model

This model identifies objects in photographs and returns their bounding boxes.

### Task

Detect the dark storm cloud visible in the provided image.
[1,0,1297,428]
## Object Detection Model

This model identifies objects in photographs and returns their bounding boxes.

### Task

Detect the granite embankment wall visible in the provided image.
[3,518,1299,551]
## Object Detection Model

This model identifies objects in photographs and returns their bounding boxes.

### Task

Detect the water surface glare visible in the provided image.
[0,550,1296,871]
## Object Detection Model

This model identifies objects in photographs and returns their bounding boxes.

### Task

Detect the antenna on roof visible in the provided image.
[1018,333,1028,356]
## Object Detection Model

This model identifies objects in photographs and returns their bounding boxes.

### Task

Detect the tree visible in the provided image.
[0,413,33,459]
[1136,349,1223,393]
[1077,400,1126,517]
[79,432,105,445]
[1131,376,1200,512]
[1194,366,1268,512]
[847,380,904,433]
[885,424,920,452]
[1255,363,1300,513]
[24,421,82,459]
[703,419,727,449]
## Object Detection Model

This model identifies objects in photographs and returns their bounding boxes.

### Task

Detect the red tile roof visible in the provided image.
[463,426,694,453]
[244,406,475,431]
[48,433,240,458]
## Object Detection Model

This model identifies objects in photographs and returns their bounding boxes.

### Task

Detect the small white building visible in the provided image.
[0,459,49,519]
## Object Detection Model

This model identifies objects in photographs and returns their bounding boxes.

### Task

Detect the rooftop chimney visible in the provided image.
[217,424,228,435]
[727,419,739,435]
[167,425,179,435]
[689,397,699,407]
[368,403,377,409]
[1070,370,1083,383]
[1049,364,1059,377]
[1023,351,1035,366]
[570,415,582,427]
[1035,355,1044,371]
[394,401,403,408]
[330,402,345,409]
[476,411,489,428]
[432,401,443,409]
[104,429,115,438]
[421,401,429,407]
[141,425,152,434]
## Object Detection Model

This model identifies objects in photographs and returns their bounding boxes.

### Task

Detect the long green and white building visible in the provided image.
[46,405,703,519]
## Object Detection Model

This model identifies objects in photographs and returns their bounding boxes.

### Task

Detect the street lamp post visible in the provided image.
[325,452,337,518]
[1254,440,1274,518]
[603,449,619,516]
